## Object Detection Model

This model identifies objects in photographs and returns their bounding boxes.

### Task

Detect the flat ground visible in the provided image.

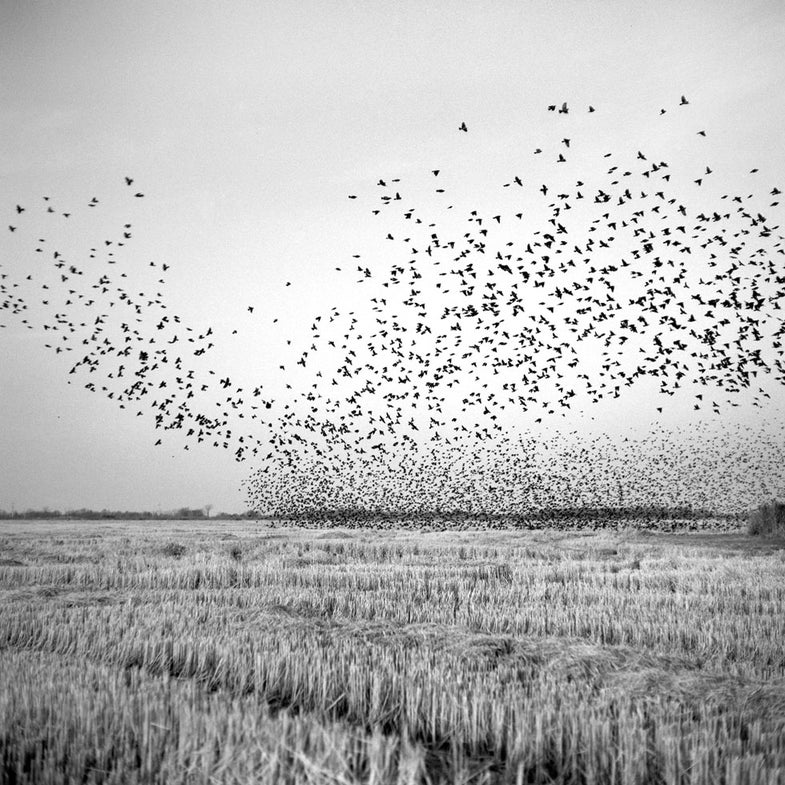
[1,520,784,784]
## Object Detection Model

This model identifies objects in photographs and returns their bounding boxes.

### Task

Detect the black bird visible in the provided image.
[459,122,468,132]
[8,96,785,516]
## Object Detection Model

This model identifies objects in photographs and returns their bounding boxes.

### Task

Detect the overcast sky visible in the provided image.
[2,0,785,513]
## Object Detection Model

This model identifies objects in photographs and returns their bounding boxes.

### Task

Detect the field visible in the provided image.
[1,520,785,784]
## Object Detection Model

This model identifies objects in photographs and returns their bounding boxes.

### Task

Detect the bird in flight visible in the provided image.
[7,93,785,519]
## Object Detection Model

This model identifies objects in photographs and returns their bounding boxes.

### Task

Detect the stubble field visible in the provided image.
[1,520,784,784]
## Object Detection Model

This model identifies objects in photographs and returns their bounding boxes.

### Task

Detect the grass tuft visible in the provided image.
[161,541,187,558]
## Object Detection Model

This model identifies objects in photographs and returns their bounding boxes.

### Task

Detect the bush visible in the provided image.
[748,501,785,536]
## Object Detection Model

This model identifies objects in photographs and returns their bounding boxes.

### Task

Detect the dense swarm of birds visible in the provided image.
[3,97,785,524]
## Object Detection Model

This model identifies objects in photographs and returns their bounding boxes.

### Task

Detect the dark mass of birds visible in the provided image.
[3,97,785,523]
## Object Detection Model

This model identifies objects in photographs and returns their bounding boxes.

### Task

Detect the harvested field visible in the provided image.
[1,520,784,784]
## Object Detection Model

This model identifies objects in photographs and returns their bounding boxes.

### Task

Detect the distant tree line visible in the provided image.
[0,504,747,524]
[0,507,256,521]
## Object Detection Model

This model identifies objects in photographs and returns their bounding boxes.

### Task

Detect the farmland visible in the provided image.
[1,520,784,784]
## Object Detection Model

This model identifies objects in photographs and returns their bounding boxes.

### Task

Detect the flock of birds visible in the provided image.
[3,97,785,521]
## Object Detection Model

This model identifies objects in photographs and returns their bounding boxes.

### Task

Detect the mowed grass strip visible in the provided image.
[1,521,784,784]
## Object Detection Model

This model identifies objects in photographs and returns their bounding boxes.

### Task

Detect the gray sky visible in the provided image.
[2,0,785,513]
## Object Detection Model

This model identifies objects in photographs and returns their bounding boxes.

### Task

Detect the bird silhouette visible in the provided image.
[5,99,785,524]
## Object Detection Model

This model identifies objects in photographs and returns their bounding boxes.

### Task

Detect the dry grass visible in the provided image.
[1,520,784,784]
